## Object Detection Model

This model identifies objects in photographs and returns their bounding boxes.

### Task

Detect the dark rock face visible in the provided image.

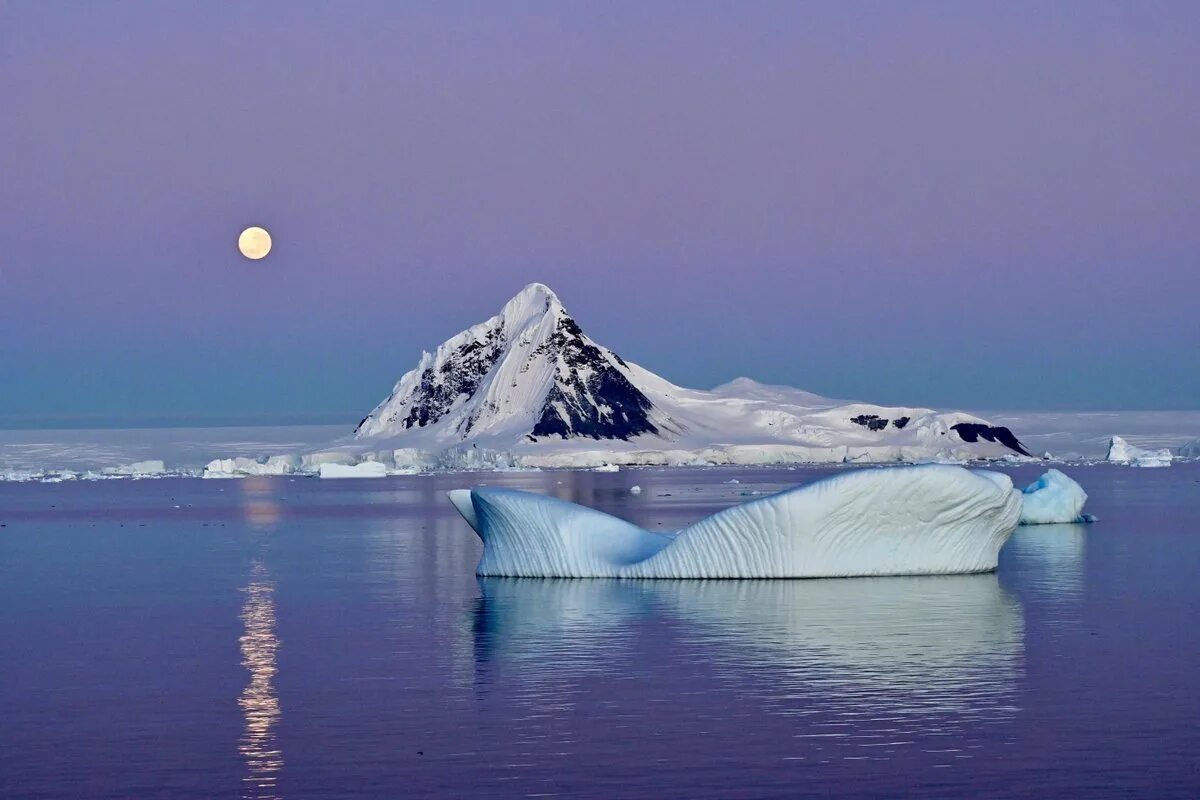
[851,414,889,431]
[530,312,661,440]
[950,423,1030,456]
[355,329,506,435]
[358,303,667,442]
[850,414,1025,455]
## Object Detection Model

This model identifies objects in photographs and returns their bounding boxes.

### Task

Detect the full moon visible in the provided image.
[238,226,272,260]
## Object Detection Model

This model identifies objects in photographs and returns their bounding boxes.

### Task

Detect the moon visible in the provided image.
[238,226,272,260]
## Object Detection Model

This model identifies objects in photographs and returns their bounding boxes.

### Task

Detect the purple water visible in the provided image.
[1,464,1198,799]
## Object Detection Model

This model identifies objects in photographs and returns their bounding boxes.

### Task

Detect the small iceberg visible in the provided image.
[447,464,1021,579]
[203,456,298,478]
[1018,469,1093,525]
[1106,435,1173,468]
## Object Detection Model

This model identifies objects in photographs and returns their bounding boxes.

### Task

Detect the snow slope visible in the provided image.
[449,464,1021,578]
[338,283,1031,468]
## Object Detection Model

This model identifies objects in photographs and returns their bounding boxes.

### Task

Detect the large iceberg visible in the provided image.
[1106,435,1173,468]
[1018,469,1092,525]
[448,464,1021,579]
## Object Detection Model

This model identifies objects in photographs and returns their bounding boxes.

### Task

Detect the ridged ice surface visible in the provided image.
[451,464,1022,579]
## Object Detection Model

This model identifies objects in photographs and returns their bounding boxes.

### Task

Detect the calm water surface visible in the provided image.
[1,465,1198,799]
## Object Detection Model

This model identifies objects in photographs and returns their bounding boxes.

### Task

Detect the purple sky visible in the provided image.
[2,2,1197,426]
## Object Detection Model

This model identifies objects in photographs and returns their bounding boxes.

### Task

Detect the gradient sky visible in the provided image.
[2,1,1197,426]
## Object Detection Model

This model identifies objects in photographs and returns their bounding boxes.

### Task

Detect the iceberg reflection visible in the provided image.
[1005,523,1086,593]
[470,575,1023,751]
[657,576,1023,712]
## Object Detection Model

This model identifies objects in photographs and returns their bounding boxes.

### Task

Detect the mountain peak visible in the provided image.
[354,283,675,442]
[496,282,565,331]
[517,281,558,301]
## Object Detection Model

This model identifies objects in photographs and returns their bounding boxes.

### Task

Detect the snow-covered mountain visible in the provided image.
[343,283,1030,468]
[355,283,680,443]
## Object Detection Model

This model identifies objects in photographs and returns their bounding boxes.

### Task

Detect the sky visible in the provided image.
[1,1,1197,427]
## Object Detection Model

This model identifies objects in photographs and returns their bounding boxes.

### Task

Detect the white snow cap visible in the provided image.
[448,464,1021,579]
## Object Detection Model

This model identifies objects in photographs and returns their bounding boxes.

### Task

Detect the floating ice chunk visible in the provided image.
[1178,439,1200,459]
[1018,469,1092,525]
[592,464,620,472]
[203,456,295,478]
[319,461,388,479]
[1106,435,1172,467]
[448,464,1021,579]
[629,485,642,495]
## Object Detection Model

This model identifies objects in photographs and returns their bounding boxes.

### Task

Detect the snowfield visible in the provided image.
[448,464,1022,579]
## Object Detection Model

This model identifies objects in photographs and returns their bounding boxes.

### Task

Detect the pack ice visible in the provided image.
[447,464,1021,579]
[1018,469,1092,525]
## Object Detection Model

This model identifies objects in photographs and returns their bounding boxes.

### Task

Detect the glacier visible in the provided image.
[318,461,390,479]
[1018,469,1092,525]
[447,464,1021,579]
[1106,435,1173,468]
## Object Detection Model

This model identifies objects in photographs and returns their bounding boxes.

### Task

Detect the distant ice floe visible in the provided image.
[448,465,1021,579]
[1177,439,1200,459]
[1106,435,1174,468]
[203,456,300,478]
[318,461,390,479]
[104,460,166,477]
[1018,469,1094,525]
